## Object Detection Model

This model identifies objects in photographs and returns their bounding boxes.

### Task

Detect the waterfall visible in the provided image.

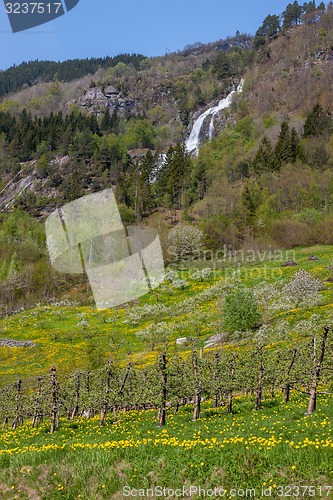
[150,153,167,184]
[185,79,244,156]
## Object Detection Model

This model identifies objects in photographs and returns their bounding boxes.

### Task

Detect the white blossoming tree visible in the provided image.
[167,224,204,262]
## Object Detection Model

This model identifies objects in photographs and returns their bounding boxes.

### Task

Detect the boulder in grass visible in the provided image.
[204,333,229,349]
[176,337,187,345]
[176,337,198,346]
[0,338,35,348]
[282,261,297,267]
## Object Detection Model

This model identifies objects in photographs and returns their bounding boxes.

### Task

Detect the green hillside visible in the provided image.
[1,2,333,497]
[1,3,333,316]
[0,245,333,497]
[0,244,332,382]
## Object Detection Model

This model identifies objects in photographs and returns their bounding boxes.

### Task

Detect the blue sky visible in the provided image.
[0,0,291,69]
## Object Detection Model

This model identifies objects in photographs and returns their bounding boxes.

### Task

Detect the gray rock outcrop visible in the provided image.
[0,338,36,348]
[74,85,138,116]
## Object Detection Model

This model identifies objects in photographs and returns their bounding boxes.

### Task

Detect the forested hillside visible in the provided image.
[0,1,333,314]
[0,54,145,98]
[1,4,333,496]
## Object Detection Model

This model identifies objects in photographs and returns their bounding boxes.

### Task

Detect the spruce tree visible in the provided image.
[283,1,302,28]
[134,150,155,220]
[156,143,192,210]
[290,127,299,162]
[255,14,280,47]
[275,122,292,165]
[242,180,262,225]
[303,104,332,138]
[251,136,273,174]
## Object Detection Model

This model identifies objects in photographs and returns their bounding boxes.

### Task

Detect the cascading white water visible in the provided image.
[185,79,244,156]
[150,153,167,184]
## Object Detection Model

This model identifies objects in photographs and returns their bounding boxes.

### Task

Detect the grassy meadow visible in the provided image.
[1,245,333,382]
[0,393,332,498]
[1,245,333,498]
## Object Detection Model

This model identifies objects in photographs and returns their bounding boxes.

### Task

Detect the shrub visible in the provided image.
[191,268,212,281]
[283,269,323,305]
[168,224,204,262]
[171,279,189,289]
[223,288,261,332]
[271,219,312,247]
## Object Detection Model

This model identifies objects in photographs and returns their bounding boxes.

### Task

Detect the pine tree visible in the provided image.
[254,14,281,47]
[94,139,112,173]
[156,143,192,210]
[290,127,300,162]
[134,150,155,220]
[109,110,119,133]
[212,52,232,79]
[275,122,292,165]
[302,1,316,16]
[251,136,273,174]
[101,108,111,132]
[190,160,207,202]
[242,180,262,225]
[303,104,332,138]
[283,1,303,29]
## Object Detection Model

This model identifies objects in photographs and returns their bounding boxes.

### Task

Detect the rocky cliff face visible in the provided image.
[215,36,253,52]
[0,162,36,211]
[180,35,253,56]
[73,85,138,116]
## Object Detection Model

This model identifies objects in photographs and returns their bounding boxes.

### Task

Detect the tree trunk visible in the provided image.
[255,350,264,411]
[226,356,236,414]
[32,376,43,428]
[227,390,233,414]
[50,366,59,433]
[213,352,221,409]
[158,352,167,427]
[284,384,291,404]
[12,379,22,430]
[71,372,81,420]
[306,327,329,415]
[192,348,202,422]
[283,348,297,404]
[113,405,117,424]
[100,360,112,426]
[193,388,201,421]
